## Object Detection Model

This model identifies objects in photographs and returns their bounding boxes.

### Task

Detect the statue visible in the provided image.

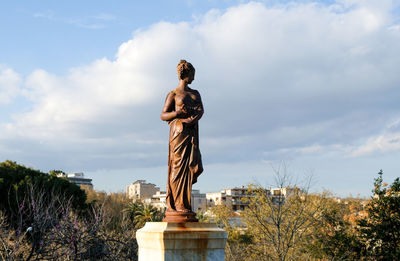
[160,60,204,222]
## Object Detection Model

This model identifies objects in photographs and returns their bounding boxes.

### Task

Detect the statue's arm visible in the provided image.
[160,92,178,121]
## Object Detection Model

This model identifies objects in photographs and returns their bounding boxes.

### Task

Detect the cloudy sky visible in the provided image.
[1,0,400,197]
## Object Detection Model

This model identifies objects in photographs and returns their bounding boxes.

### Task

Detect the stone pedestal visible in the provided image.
[136,222,227,261]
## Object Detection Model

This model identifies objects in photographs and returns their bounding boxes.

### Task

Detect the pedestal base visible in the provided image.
[136,222,227,261]
[163,211,198,222]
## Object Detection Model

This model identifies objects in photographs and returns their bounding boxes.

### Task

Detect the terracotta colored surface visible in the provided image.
[162,210,198,223]
[161,60,204,222]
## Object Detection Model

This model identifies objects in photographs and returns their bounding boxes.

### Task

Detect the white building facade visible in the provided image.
[126,180,160,201]
[206,187,249,211]
[57,172,93,188]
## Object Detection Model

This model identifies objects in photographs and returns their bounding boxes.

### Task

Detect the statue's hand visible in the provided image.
[175,107,188,118]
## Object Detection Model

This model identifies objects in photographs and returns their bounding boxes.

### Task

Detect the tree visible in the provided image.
[0,160,88,228]
[242,164,323,261]
[357,170,400,260]
[306,196,363,260]
[195,211,209,222]
[209,205,251,261]
[133,204,163,229]
[0,183,139,260]
[85,189,131,232]
[123,202,163,229]
[48,170,65,176]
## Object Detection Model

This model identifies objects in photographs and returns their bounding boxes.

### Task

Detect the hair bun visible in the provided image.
[177,60,195,80]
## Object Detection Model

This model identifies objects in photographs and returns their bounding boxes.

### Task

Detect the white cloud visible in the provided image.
[351,132,400,156]
[350,119,400,156]
[0,66,22,104]
[2,1,400,174]
[274,118,400,158]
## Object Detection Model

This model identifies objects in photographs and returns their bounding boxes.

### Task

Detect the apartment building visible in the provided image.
[57,172,93,188]
[191,190,207,213]
[126,180,160,201]
[206,187,299,210]
[206,187,249,211]
[146,189,207,213]
[147,190,167,211]
[269,187,296,205]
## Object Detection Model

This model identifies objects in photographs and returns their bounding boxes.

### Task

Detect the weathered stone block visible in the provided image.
[136,222,227,261]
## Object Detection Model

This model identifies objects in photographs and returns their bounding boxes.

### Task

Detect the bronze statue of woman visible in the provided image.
[160,60,204,222]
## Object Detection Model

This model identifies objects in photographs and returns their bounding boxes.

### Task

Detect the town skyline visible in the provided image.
[1,0,400,198]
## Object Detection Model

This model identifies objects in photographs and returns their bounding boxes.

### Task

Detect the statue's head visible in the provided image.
[177,60,195,83]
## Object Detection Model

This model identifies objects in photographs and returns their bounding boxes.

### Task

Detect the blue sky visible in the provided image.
[1,1,248,75]
[1,0,400,197]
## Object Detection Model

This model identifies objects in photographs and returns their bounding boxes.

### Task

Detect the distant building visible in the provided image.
[206,187,299,211]
[191,190,207,213]
[146,190,167,211]
[206,192,232,208]
[57,172,93,188]
[207,187,250,211]
[269,187,296,205]
[126,180,160,201]
[145,189,207,213]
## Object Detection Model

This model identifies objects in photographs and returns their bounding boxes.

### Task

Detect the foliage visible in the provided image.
[123,202,163,229]
[306,196,364,260]
[357,170,400,260]
[195,211,209,222]
[209,205,251,261]
[3,160,400,260]
[48,170,65,176]
[240,164,325,261]
[85,188,131,232]
[0,160,87,228]
[0,183,138,260]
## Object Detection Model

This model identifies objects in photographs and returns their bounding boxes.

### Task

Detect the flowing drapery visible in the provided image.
[166,118,203,211]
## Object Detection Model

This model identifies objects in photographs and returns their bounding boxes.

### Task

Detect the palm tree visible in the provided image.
[133,204,162,228]
[123,202,142,221]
